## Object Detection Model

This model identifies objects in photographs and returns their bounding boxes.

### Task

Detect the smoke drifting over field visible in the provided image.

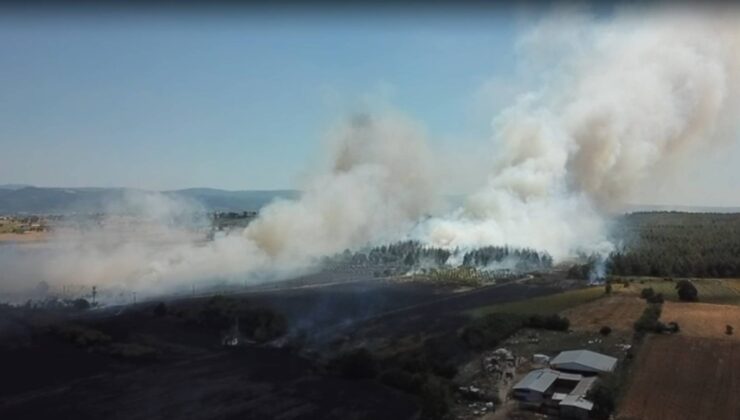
[3,5,740,298]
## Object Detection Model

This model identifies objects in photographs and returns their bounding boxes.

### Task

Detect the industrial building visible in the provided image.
[511,349,617,419]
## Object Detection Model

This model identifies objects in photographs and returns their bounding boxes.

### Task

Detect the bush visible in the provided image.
[676,280,699,302]
[52,324,112,348]
[153,302,168,317]
[640,287,655,300]
[330,348,378,380]
[380,368,424,394]
[726,325,734,335]
[634,303,662,333]
[646,293,664,304]
[102,343,159,361]
[525,314,570,331]
[461,313,526,350]
[599,326,612,336]
[419,376,452,420]
[587,378,617,419]
[72,298,91,311]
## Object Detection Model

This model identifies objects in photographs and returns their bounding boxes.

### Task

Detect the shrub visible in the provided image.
[380,368,424,394]
[419,376,451,420]
[726,325,734,335]
[525,314,570,331]
[676,280,699,302]
[72,298,91,311]
[599,326,612,336]
[52,324,112,348]
[103,343,159,361]
[330,348,378,380]
[640,288,655,300]
[461,313,526,350]
[153,302,168,317]
[634,303,662,333]
[646,293,664,304]
[587,378,617,419]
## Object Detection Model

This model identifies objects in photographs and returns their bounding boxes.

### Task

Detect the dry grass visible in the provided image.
[561,295,646,333]
[661,301,740,340]
[619,335,740,420]
[0,232,47,242]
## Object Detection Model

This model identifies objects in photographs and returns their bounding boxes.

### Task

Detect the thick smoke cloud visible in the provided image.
[244,112,438,260]
[2,5,740,299]
[414,6,740,260]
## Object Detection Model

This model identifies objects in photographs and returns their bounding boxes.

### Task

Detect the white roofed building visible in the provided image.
[549,349,617,374]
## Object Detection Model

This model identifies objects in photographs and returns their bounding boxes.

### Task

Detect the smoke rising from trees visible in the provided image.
[2,5,740,297]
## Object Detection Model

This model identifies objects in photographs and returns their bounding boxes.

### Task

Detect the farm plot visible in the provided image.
[619,335,740,420]
[619,278,740,305]
[661,302,740,340]
[561,295,646,333]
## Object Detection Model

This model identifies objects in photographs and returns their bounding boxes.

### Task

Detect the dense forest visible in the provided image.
[607,212,740,278]
[325,240,553,273]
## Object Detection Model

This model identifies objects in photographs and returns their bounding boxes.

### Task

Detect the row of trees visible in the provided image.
[326,240,553,272]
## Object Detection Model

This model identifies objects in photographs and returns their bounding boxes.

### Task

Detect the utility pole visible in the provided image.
[92,286,97,305]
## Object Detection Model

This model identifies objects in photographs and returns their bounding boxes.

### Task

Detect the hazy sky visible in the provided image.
[0,4,738,206]
[0,5,526,190]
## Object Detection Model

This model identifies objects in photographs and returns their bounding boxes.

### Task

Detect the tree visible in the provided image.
[587,379,616,419]
[676,280,699,302]
[640,287,655,300]
[605,282,612,295]
[72,298,91,311]
[330,348,377,379]
[153,302,168,317]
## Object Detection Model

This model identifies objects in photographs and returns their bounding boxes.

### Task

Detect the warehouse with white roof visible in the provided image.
[549,349,618,374]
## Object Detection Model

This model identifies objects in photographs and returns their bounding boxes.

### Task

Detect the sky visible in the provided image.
[0,3,738,206]
[0,5,528,191]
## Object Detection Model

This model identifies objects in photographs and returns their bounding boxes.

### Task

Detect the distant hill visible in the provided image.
[0,186,299,214]
[627,204,740,213]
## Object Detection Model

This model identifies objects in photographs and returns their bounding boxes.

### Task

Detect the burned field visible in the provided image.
[0,273,574,420]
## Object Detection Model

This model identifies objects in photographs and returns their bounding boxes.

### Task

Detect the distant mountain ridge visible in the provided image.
[0,186,299,214]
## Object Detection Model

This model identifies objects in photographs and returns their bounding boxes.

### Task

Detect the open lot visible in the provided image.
[562,295,646,333]
[660,301,740,340]
[619,334,740,420]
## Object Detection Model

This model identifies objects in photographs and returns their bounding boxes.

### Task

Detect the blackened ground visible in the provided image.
[0,272,573,420]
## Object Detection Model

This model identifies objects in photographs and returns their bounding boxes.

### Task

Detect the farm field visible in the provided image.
[467,286,604,317]
[617,278,740,305]
[561,295,646,333]
[619,335,740,420]
[661,301,740,340]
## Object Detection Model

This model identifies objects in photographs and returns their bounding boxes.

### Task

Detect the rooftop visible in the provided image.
[550,350,617,373]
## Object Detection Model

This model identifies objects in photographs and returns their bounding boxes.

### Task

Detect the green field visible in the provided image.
[618,277,740,305]
[467,286,606,318]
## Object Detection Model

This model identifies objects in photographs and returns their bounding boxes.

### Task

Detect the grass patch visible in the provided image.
[467,286,605,318]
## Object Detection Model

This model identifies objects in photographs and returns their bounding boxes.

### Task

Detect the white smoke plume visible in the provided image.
[0,112,437,300]
[244,112,438,260]
[2,5,740,299]
[414,5,740,260]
